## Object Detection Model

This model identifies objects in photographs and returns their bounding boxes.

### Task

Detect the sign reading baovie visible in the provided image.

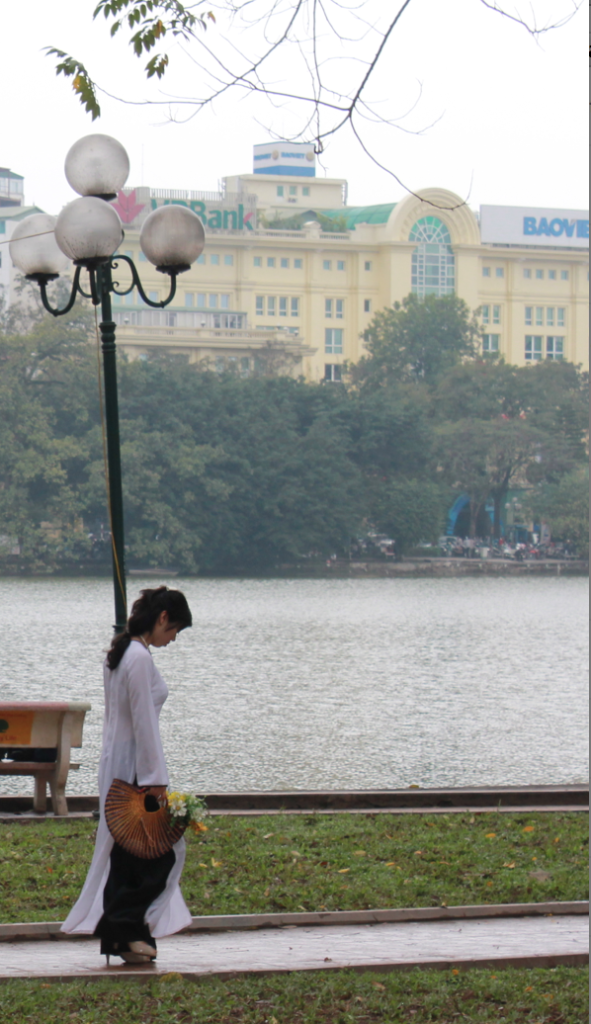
[480,205,589,248]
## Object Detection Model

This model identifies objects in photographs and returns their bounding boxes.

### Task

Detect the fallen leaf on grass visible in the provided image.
[372,982,386,991]
[485,833,497,839]
[337,868,350,874]
[263,834,274,840]
[211,859,223,868]
[385,862,397,867]
[503,862,516,869]
[354,850,366,857]
[522,826,535,833]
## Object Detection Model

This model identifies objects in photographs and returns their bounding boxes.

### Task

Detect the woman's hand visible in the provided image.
[144,785,168,806]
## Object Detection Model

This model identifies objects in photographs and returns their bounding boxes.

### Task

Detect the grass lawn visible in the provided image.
[0,968,588,1023]
[0,811,587,923]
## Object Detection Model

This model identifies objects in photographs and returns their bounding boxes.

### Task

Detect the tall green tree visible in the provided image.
[434,359,588,537]
[352,294,481,389]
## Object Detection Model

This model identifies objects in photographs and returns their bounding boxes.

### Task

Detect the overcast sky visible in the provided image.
[2,0,587,215]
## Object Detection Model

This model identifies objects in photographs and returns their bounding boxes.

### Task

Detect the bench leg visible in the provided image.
[33,775,48,813]
[49,778,68,817]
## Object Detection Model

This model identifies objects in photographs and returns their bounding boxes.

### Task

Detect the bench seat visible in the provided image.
[0,702,91,816]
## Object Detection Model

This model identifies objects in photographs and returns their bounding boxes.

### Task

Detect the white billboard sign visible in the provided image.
[480,205,589,248]
[253,142,316,177]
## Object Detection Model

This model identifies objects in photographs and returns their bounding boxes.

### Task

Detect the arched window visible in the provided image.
[410,217,455,298]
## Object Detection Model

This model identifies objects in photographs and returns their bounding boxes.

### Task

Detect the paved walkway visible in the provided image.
[0,915,587,981]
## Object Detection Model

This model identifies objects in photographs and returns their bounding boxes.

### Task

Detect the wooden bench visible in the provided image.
[0,702,91,816]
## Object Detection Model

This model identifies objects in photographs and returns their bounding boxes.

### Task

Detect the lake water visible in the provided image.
[0,576,588,794]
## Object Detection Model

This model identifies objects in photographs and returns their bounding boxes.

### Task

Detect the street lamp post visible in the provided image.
[9,134,205,633]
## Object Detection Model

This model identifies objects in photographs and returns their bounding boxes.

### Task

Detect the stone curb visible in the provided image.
[1,784,588,818]
[1,901,587,943]
[2,952,587,985]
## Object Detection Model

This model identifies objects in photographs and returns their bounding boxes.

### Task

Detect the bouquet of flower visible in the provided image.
[167,791,209,835]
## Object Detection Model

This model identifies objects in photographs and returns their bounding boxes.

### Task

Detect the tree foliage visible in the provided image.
[353,294,481,388]
[0,292,587,573]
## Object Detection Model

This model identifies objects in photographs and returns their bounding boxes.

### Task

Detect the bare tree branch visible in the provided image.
[47,0,583,203]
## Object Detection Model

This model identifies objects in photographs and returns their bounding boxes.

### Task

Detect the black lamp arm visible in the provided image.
[38,267,83,318]
[110,254,178,308]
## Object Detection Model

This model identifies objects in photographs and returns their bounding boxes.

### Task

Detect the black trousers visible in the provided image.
[94,842,175,955]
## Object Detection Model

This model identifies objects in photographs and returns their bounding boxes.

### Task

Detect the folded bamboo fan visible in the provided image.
[105,779,186,859]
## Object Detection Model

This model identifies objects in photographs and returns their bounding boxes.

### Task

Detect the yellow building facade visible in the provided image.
[109,173,589,379]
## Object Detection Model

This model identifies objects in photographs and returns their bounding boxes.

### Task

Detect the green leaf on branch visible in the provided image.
[44,49,101,119]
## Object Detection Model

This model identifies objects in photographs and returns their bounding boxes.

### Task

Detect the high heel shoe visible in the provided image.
[119,940,157,963]
[119,951,154,964]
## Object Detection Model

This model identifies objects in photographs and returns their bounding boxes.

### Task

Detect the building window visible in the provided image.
[561,270,569,280]
[279,297,288,317]
[364,299,371,313]
[303,186,310,196]
[535,269,543,280]
[185,293,194,307]
[224,254,234,266]
[525,336,543,361]
[483,334,500,353]
[525,306,533,326]
[267,297,276,316]
[281,258,289,268]
[482,267,491,278]
[337,260,345,271]
[125,289,134,306]
[221,294,230,309]
[254,256,262,267]
[294,258,303,269]
[495,267,504,278]
[326,299,344,319]
[546,308,554,327]
[557,308,565,327]
[210,254,220,266]
[546,337,564,360]
[291,297,299,317]
[410,217,455,297]
[256,296,264,316]
[276,186,284,197]
[325,328,343,354]
[209,294,218,308]
[523,268,531,279]
[492,305,501,325]
[548,269,556,280]
[481,305,490,324]
[323,260,332,271]
[197,293,206,307]
[197,254,205,264]
[0,220,5,234]
[364,261,372,271]
[535,307,544,326]
[325,364,343,382]
[267,257,276,268]
[139,250,147,261]
[289,186,297,196]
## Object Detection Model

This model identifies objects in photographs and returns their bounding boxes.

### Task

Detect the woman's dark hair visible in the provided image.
[106,586,192,670]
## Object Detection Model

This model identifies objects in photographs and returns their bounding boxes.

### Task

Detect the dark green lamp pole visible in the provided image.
[9,134,204,634]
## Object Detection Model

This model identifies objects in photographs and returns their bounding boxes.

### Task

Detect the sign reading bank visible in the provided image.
[480,205,589,249]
